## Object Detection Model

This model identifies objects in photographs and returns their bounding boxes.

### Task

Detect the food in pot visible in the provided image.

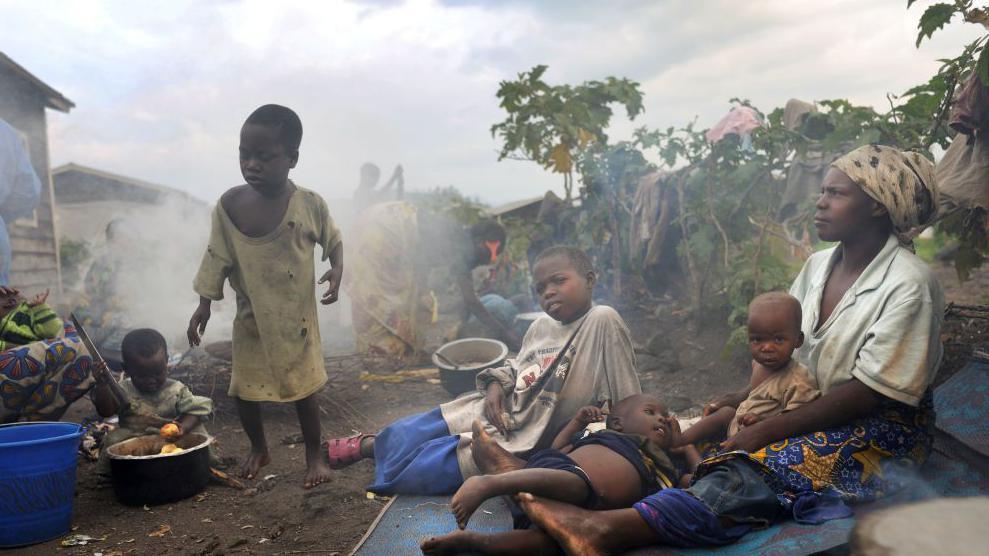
[159,443,183,455]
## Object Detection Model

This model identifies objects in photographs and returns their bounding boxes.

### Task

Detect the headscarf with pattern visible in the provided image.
[831,144,939,246]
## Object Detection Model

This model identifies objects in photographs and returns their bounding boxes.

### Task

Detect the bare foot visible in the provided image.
[471,420,525,475]
[451,475,497,529]
[518,492,613,556]
[304,458,333,489]
[240,448,270,480]
[420,530,482,555]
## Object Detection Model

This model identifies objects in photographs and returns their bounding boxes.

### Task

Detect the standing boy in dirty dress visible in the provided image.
[187,104,343,489]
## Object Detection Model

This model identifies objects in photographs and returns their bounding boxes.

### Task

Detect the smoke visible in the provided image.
[64,195,234,355]
[56,187,374,359]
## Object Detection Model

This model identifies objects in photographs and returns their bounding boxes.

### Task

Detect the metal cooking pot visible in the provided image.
[432,338,509,396]
[107,433,212,506]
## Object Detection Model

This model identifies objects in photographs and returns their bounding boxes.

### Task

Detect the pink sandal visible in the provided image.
[325,433,373,469]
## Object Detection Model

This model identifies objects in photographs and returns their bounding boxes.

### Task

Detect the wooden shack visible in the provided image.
[0,52,74,292]
[52,162,210,243]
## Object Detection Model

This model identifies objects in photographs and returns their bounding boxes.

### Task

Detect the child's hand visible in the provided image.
[483,382,510,438]
[319,266,343,305]
[573,406,605,426]
[665,416,683,447]
[738,413,762,428]
[187,302,211,346]
[92,360,115,386]
[27,289,49,307]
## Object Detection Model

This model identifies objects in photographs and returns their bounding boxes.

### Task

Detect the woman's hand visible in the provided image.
[483,382,509,438]
[720,418,775,452]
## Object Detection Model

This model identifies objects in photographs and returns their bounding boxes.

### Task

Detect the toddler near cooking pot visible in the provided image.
[93,328,214,475]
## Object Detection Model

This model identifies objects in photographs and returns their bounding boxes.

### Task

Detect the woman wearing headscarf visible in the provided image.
[493,145,944,554]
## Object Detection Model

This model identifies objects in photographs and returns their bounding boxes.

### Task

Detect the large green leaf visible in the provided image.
[916,3,957,47]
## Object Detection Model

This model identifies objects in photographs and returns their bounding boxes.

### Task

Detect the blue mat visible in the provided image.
[353,360,989,555]
[627,518,856,556]
[935,358,989,456]
[351,494,859,556]
[352,495,512,555]
[352,451,988,556]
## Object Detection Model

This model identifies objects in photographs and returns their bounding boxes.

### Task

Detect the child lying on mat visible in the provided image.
[678,292,820,460]
[421,394,699,556]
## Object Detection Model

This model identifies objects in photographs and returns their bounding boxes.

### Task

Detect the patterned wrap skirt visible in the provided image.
[698,395,934,503]
[0,322,95,422]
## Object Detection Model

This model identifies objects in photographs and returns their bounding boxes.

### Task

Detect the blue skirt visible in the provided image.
[367,407,464,495]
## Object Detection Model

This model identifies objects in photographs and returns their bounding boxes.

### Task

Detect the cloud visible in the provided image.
[2,0,984,206]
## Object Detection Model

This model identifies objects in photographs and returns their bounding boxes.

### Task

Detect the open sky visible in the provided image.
[2,0,983,205]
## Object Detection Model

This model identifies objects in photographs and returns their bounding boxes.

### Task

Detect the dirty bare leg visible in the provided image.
[297,393,332,488]
[421,529,561,556]
[471,420,525,474]
[518,493,656,556]
[237,398,270,480]
[452,468,590,529]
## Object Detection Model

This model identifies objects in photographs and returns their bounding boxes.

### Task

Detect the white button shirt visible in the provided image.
[789,234,944,406]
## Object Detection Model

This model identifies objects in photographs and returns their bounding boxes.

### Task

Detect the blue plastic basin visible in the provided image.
[0,422,83,547]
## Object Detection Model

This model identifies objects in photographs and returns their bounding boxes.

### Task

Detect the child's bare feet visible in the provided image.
[420,530,482,555]
[471,420,525,475]
[304,458,333,489]
[297,393,332,488]
[518,492,613,556]
[451,475,498,529]
[241,448,270,480]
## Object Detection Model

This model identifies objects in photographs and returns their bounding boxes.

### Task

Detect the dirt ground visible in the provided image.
[23,355,444,556]
[16,261,989,556]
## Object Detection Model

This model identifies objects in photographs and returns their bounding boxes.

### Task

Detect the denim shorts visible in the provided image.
[685,458,782,526]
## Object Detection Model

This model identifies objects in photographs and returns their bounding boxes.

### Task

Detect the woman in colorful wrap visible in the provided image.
[504,145,944,555]
[0,286,96,422]
[328,246,641,495]
[345,201,522,360]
